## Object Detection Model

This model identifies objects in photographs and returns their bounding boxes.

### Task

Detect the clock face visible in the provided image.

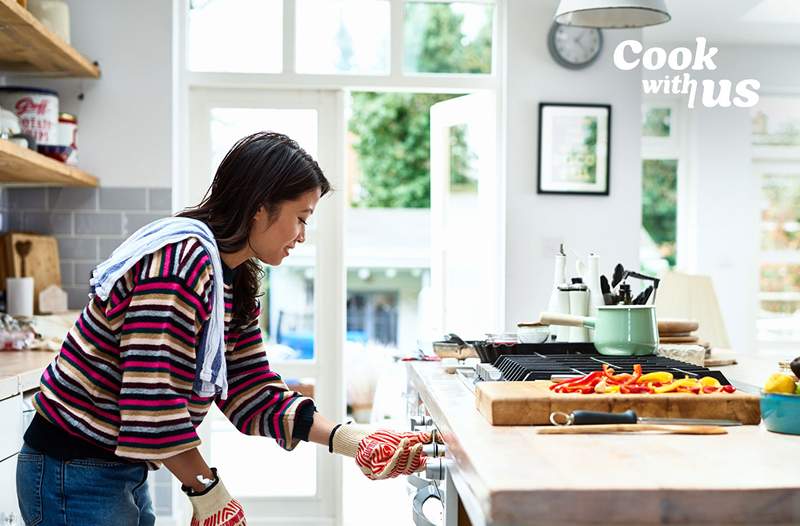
[548,23,603,69]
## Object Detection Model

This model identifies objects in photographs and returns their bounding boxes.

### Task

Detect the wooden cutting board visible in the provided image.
[0,232,61,313]
[475,381,761,425]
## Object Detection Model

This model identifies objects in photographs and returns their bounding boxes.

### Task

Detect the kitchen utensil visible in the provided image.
[620,269,660,304]
[760,392,800,435]
[537,424,727,435]
[517,322,550,344]
[632,285,653,305]
[14,240,32,277]
[549,409,742,426]
[600,274,610,294]
[611,263,624,288]
[540,305,658,356]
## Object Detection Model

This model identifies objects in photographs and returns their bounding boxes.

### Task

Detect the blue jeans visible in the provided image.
[16,444,156,526]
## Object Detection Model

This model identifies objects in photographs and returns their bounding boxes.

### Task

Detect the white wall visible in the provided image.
[643,44,800,353]
[504,0,643,328]
[7,0,174,187]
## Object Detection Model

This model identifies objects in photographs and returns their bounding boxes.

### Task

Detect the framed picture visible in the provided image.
[537,103,611,195]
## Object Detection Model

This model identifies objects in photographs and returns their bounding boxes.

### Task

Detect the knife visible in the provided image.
[552,409,742,427]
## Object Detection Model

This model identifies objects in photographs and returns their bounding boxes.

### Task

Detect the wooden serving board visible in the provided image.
[475,380,761,425]
[0,232,61,313]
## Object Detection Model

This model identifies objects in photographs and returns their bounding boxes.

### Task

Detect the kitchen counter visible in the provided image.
[407,359,800,526]
[0,351,54,399]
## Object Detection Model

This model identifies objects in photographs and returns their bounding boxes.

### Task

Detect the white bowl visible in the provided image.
[517,323,550,344]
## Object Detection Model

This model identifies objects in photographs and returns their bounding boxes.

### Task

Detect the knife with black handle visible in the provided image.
[568,409,741,426]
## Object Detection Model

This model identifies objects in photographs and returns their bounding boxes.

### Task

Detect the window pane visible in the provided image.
[761,172,800,251]
[347,91,465,208]
[641,159,678,273]
[404,2,493,74]
[188,0,282,73]
[753,97,800,146]
[296,0,390,74]
[759,264,800,341]
[642,106,672,137]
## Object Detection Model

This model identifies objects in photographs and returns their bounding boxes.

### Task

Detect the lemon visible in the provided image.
[764,373,796,394]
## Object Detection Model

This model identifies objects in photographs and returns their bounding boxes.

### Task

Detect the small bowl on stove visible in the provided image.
[517,322,550,344]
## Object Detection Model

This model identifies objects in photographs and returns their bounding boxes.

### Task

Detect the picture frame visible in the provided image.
[537,102,611,195]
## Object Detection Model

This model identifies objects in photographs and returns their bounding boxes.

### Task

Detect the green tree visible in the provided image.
[642,159,678,266]
[349,4,493,207]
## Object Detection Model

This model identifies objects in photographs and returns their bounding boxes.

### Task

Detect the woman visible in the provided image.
[16,132,437,526]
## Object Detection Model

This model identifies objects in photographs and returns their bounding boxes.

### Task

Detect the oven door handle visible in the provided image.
[412,484,442,526]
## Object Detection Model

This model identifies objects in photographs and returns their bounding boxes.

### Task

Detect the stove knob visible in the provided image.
[425,458,448,481]
[410,415,432,430]
[423,442,446,457]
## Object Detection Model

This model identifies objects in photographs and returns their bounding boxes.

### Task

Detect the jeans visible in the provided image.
[15,443,156,526]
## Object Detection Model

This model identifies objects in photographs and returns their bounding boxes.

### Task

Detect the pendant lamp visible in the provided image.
[554,0,671,28]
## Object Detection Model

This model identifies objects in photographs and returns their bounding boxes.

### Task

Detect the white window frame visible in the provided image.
[754,154,800,348]
[641,96,694,271]
[171,1,507,525]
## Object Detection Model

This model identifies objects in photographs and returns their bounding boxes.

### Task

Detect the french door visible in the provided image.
[430,91,503,339]
[185,88,346,525]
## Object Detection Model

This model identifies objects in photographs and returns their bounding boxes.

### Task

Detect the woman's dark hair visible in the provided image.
[179,132,331,326]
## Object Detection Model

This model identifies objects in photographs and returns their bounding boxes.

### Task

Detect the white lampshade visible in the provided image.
[555,0,671,28]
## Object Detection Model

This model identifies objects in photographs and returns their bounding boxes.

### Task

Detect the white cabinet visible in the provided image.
[0,454,20,525]
[0,394,23,525]
[0,394,22,461]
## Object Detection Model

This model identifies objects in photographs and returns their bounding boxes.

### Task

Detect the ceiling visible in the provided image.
[642,0,800,46]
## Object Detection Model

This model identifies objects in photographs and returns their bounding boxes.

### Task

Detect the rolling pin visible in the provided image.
[537,424,727,435]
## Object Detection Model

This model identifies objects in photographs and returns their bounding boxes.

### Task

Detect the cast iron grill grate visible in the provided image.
[492,351,731,385]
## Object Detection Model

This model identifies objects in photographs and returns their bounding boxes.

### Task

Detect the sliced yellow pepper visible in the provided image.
[653,378,698,393]
[637,371,674,384]
[699,376,721,387]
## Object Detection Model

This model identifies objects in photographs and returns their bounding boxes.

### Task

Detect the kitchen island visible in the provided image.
[407,358,800,526]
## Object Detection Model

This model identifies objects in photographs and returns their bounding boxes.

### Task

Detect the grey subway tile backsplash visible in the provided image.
[58,237,99,260]
[148,188,172,212]
[48,188,98,211]
[73,262,97,287]
[9,188,47,210]
[64,286,91,310]
[60,262,74,286]
[23,212,72,235]
[0,187,171,311]
[123,212,165,236]
[98,237,126,259]
[100,188,147,210]
[75,212,123,236]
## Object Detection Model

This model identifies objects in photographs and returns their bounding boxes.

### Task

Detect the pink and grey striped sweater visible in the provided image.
[31,238,314,460]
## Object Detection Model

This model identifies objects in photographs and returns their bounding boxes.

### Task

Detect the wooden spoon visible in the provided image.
[537,424,727,435]
[15,240,32,277]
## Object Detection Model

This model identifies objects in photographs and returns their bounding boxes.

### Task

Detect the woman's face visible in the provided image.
[248,187,322,266]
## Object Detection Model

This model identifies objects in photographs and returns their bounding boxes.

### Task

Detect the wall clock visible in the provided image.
[547,22,603,70]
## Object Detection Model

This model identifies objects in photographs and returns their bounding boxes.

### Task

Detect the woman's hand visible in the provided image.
[331,424,442,480]
[186,468,246,526]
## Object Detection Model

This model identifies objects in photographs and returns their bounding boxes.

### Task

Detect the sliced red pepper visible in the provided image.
[722,385,736,393]
[550,371,603,390]
[602,363,642,385]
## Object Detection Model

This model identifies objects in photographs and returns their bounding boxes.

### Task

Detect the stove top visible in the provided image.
[472,343,731,385]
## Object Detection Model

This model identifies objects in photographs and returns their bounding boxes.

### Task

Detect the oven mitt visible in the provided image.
[331,424,436,480]
[186,469,247,526]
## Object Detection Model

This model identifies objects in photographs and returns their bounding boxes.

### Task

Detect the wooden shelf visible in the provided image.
[0,139,97,186]
[0,0,100,78]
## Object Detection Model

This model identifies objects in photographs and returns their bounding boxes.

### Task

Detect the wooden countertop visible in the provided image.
[0,351,55,399]
[407,359,800,526]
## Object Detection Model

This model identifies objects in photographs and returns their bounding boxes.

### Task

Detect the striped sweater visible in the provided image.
[33,238,314,460]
